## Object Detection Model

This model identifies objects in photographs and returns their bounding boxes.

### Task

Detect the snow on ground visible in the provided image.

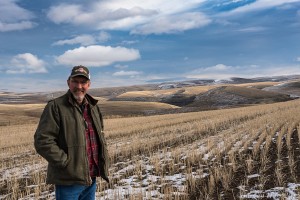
[2,133,300,199]
[240,183,300,200]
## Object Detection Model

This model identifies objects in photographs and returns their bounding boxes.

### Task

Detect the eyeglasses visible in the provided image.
[70,79,89,85]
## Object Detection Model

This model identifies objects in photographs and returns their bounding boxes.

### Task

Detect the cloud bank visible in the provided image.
[53,32,111,46]
[113,70,142,76]
[0,0,36,32]
[47,0,209,34]
[56,45,141,67]
[186,64,300,79]
[6,53,47,74]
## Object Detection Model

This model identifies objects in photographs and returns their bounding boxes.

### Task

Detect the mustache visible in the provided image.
[72,88,84,92]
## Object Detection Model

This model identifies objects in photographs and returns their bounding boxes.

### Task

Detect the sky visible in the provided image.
[1,0,300,93]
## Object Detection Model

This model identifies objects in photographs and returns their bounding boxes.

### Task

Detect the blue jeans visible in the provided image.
[55,178,97,200]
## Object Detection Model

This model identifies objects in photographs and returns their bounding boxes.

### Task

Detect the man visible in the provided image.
[34,65,109,200]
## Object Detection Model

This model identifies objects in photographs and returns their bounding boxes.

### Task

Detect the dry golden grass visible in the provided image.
[114,81,280,99]
[233,81,278,88]
[0,100,179,125]
[0,103,45,110]
[0,124,37,149]
[115,85,217,99]
[0,104,45,125]
[93,96,108,102]
[223,85,287,98]
[108,101,178,109]
[1,99,300,199]
[181,85,216,95]
[99,101,179,117]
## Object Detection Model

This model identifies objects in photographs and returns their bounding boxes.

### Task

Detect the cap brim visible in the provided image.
[70,74,90,80]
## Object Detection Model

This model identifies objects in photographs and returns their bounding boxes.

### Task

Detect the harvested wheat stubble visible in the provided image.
[1,100,300,199]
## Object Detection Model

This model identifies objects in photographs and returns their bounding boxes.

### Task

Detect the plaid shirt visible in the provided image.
[82,103,100,177]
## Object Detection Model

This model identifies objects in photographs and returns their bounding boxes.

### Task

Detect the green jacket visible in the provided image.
[34,90,109,185]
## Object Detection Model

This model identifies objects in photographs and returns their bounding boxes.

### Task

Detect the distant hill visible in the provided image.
[263,81,300,98]
[0,75,299,117]
[187,85,293,109]
[110,85,215,106]
[99,101,179,117]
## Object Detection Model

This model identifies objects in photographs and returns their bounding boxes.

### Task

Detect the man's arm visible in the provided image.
[34,101,69,168]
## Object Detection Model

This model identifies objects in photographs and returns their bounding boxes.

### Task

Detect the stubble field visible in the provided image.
[1,99,300,199]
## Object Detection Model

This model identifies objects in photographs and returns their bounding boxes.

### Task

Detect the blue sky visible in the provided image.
[1,0,300,92]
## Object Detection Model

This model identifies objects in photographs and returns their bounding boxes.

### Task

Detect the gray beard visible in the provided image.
[72,94,84,103]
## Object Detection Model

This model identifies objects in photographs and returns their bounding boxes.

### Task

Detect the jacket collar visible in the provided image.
[67,90,98,107]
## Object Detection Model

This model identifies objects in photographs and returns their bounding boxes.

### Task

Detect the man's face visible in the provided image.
[67,76,90,103]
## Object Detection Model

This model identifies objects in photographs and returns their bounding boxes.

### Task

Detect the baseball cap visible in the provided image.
[69,65,90,80]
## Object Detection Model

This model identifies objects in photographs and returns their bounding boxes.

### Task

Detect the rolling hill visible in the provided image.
[0,75,299,117]
[187,85,293,109]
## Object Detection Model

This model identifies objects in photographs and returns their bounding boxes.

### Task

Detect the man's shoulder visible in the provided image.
[85,93,98,106]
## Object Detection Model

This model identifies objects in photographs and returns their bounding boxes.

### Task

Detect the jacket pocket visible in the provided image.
[66,146,87,179]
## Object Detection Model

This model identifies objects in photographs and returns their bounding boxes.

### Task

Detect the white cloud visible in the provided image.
[121,40,139,45]
[224,0,300,15]
[237,26,267,33]
[53,35,96,46]
[131,12,211,34]
[0,21,36,32]
[56,45,140,67]
[47,3,157,28]
[186,64,300,79]
[297,57,300,61]
[215,19,237,26]
[91,71,178,89]
[114,64,128,69]
[0,0,36,32]
[53,31,111,46]
[113,70,142,76]
[7,53,47,74]
[47,4,81,24]
[267,66,300,77]
[97,31,111,43]
[186,64,236,79]
[0,77,67,93]
[46,0,209,34]
[204,64,233,71]
[91,73,145,89]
